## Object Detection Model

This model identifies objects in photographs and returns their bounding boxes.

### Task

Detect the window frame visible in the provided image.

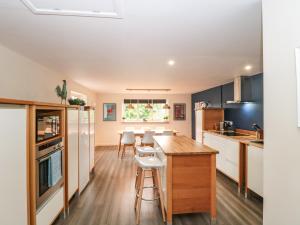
[122,99,170,123]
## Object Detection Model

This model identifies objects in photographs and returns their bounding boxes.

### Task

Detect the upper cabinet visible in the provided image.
[192,86,222,108]
[223,74,263,104]
[221,82,234,107]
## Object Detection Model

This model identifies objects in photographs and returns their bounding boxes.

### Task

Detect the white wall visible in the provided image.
[0,44,96,105]
[95,93,191,146]
[263,1,300,224]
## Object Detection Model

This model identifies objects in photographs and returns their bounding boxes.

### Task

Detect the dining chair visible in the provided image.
[119,131,136,158]
[141,130,155,146]
[162,130,173,136]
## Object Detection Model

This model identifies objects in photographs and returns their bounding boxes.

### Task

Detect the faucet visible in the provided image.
[252,123,263,140]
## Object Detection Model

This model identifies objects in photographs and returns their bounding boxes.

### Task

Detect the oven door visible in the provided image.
[36,149,63,208]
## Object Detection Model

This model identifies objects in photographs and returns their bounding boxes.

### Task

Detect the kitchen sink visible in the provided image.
[250,140,264,144]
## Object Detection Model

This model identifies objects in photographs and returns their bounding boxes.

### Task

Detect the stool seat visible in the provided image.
[136,146,159,155]
[135,156,163,169]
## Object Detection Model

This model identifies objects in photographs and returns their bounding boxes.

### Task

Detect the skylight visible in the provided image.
[21,0,123,18]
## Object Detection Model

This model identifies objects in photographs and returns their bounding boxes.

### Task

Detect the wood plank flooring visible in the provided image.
[55,149,263,225]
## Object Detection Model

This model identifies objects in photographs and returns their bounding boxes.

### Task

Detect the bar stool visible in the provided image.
[134,156,166,224]
[134,146,160,191]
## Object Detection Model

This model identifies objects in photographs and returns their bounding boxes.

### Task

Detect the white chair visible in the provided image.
[119,131,136,158]
[134,156,166,224]
[136,146,159,156]
[141,130,155,146]
[162,130,173,136]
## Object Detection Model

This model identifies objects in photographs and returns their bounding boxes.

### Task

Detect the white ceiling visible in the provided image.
[0,0,262,94]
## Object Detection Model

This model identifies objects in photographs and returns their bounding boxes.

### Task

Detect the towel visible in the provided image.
[49,150,62,186]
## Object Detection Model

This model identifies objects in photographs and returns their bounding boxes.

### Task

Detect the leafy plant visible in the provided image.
[68,98,86,106]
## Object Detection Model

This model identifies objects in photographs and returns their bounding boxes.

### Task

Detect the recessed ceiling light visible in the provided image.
[167,60,176,66]
[244,65,252,71]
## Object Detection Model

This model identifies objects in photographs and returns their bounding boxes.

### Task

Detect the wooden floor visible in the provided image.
[55,149,263,225]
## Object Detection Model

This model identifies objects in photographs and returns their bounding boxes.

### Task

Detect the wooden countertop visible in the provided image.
[153,135,218,156]
[203,130,264,149]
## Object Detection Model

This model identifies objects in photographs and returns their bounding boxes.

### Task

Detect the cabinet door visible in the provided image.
[247,146,263,197]
[203,133,224,171]
[79,110,90,194]
[203,133,239,181]
[67,109,79,199]
[195,110,203,143]
[89,110,95,172]
[222,138,239,181]
[0,105,28,225]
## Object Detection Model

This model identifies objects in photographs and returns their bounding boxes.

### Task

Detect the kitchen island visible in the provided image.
[153,135,218,225]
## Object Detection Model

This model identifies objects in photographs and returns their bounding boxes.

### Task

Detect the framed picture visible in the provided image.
[103,103,116,121]
[173,103,186,120]
[296,48,300,127]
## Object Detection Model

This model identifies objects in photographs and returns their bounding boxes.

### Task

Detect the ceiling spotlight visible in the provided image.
[244,65,252,71]
[168,60,176,66]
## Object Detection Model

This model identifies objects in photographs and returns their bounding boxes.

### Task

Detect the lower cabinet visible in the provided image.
[36,187,64,225]
[203,133,239,182]
[247,145,263,197]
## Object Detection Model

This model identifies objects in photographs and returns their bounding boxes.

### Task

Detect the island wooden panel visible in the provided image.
[155,135,217,225]
[172,155,211,213]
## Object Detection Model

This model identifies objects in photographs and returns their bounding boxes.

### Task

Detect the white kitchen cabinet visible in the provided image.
[203,132,239,182]
[0,104,28,225]
[36,187,64,225]
[79,110,90,194]
[88,109,95,172]
[247,145,263,197]
[67,108,79,200]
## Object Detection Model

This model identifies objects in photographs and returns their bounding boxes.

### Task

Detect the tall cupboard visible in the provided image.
[0,104,29,225]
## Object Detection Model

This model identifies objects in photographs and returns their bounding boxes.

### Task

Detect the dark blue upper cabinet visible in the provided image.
[192,86,222,108]
[221,82,234,107]
[241,76,253,102]
[249,74,263,102]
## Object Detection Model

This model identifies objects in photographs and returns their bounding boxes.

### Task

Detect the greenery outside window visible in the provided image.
[122,99,170,122]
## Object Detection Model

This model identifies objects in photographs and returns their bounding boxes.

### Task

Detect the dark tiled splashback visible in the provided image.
[191,73,263,139]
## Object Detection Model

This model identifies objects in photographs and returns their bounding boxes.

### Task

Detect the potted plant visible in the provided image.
[68,98,86,109]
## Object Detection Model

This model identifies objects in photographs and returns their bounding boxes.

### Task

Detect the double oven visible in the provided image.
[35,109,64,208]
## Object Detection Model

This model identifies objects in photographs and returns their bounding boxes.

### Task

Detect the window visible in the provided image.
[122,99,170,122]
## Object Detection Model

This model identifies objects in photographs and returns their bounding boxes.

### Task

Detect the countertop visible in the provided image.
[203,130,264,149]
[153,135,218,156]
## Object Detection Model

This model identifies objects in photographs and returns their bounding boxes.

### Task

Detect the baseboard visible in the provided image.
[96,145,118,151]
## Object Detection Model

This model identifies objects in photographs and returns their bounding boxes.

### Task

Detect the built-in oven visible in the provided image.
[36,138,64,208]
[36,109,61,143]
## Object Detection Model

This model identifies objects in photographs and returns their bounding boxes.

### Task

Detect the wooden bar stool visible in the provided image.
[134,146,160,191]
[134,156,166,225]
